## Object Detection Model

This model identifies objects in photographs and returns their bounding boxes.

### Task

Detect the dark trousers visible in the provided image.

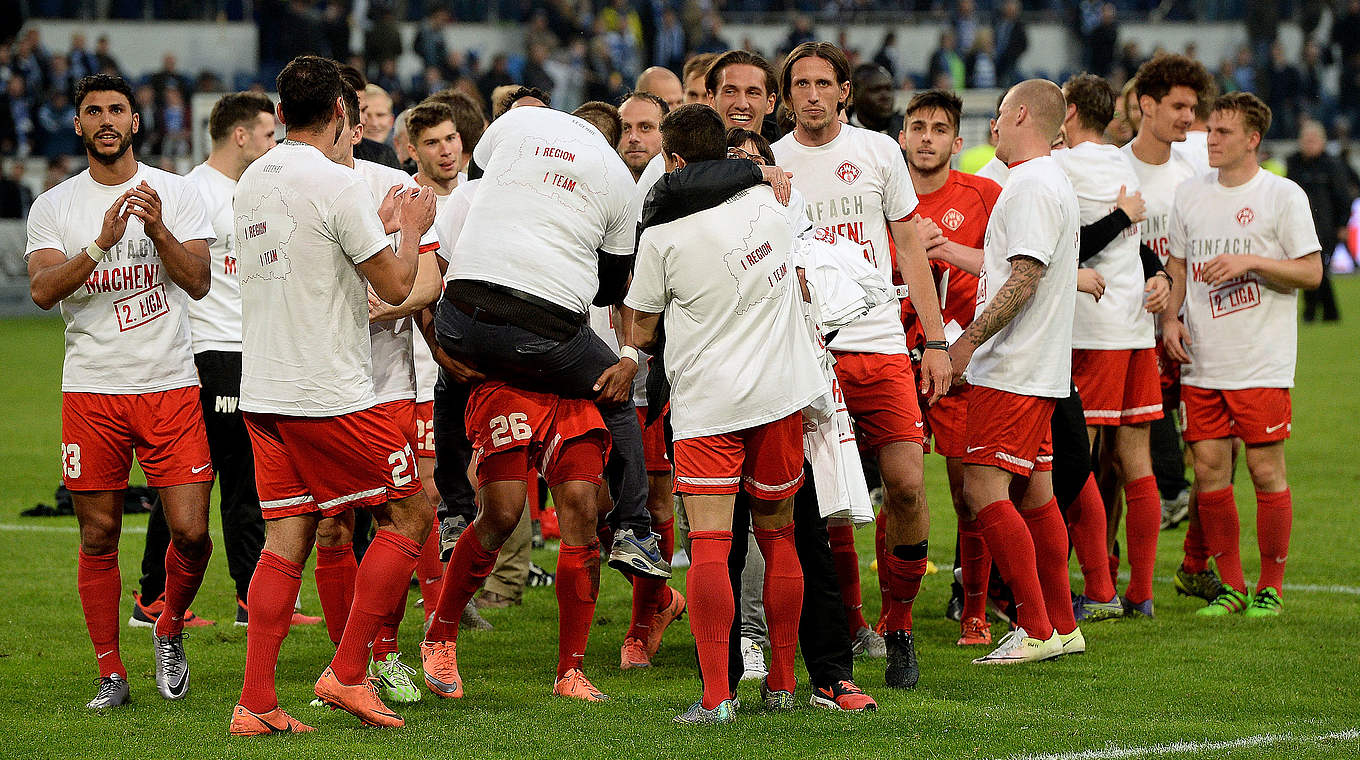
[1150,409,1189,501]
[1050,387,1094,515]
[432,372,477,524]
[433,296,650,535]
[725,466,855,693]
[1302,267,1339,322]
[139,351,265,603]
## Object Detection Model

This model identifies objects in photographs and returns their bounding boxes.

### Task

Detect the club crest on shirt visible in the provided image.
[836,161,861,185]
[941,208,965,231]
[1235,207,1255,227]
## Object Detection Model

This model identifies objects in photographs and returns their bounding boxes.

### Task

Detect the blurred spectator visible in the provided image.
[1288,120,1353,322]
[365,6,404,67]
[967,28,998,89]
[134,82,158,152]
[994,0,1028,86]
[149,54,191,102]
[654,7,686,71]
[416,8,453,70]
[1264,41,1303,138]
[783,15,816,52]
[372,59,403,103]
[36,88,78,158]
[873,31,901,83]
[1118,42,1144,78]
[693,13,730,55]
[848,63,902,137]
[547,40,588,112]
[1232,45,1255,91]
[1330,0,1360,127]
[1300,39,1325,110]
[14,29,49,96]
[160,85,190,157]
[67,34,97,80]
[43,155,70,191]
[477,54,515,107]
[525,10,560,54]
[954,0,979,54]
[0,159,33,218]
[599,13,641,83]
[523,43,557,99]
[322,0,351,60]
[195,70,223,94]
[93,35,121,77]
[928,29,966,91]
[1088,4,1119,77]
[365,84,396,144]
[1216,56,1239,94]
[2,75,34,156]
[276,0,329,63]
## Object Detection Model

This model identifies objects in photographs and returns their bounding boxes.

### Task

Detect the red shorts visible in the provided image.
[963,386,1055,476]
[923,386,970,459]
[1181,386,1292,445]
[637,406,671,474]
[414,400,436,458]
[375,399,419,452]
[1156,340,1182,399]
[1072,348,1164,426]
[60,387,213,491]
[244,406,423,519]
[672,413,805,500]
[832,351,925,452]
[465,381,609,489]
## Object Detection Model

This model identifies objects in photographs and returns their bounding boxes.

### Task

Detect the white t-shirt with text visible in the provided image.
[1122,142,1199,265]
[185,163,242,353]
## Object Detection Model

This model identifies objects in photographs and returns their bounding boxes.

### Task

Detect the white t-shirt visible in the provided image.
[1169,169,1320,389]
[968,156,1080,397]
[1122,141,1199,265]
[976,155,1011,186]
[1173,131,1212,176]
[185,163,242,353]
[435,178,478,268]
[626,185,827,439]
[773,123,919,354]
[25,163,214,394]
[448,107,640,314]
[234,142,392,416]
[1054,142,1155,350]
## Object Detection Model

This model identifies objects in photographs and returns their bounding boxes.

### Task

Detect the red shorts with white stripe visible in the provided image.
[962,386,1055,477]
[1071,348,1164,426]
[922,385,970,458]
[60,387,212,491]
[1180,386,1292,445]
[832,351,926,452]
[637,406,671,474]
[244,406,423,519]
[672,412,805,500]
[465,381,609,488]
[414,400,436,458]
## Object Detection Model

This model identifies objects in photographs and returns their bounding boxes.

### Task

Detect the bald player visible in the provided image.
[637,66,684,110]
[947,79,1084,665]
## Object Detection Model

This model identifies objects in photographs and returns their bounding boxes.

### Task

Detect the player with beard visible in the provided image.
[849,64,904,138]
[26,73,215,709]
[896,89,1002,647]
[773,42,951,689]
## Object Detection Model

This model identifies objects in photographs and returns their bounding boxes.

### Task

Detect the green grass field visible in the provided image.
[2,281,1359,760]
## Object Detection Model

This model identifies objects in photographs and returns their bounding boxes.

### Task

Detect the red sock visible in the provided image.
[687,530,733,710]
[315,543,357,646]
[1022,499,1077,636]
[1182,495,1210,574]
[627,576,665,641]
[655,516,675,562]
[77,549,125,678]
[416,523,444,597]
[1197,486,1245,593]
[425,526,500,642]
[1068,474,1116,602]
[754,524,803,693]
[977,500,1053,640]
[957,519,991,621]
[882,553,927,633]
[239,551,303,713]
[1107,552,1120,592]
[556,540,601,677]
[827,523,869,634]
[372,583,410,661]
[874,510,889,625]
[330,530,422,685]
[1255,489,1292,594]
[1122,475,1160,604]
[156,540,213,637]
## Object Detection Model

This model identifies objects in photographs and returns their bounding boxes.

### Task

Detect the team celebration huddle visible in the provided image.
[25,38,1321,733]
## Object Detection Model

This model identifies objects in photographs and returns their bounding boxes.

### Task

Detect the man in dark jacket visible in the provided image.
[1287,120,1354,321]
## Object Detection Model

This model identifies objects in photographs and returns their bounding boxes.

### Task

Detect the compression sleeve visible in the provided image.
[1139,242,1166,279]
[593,251,636,307]
[1079,208,1133,263]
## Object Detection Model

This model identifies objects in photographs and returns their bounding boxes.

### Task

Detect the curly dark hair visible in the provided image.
[1132,53,1214,105]
[74,74,135,110]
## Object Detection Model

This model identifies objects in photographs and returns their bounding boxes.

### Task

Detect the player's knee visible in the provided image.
[315,518,351,547]
[473,503,522,546]
[169,527,210,560]
[1246,455,1287,492]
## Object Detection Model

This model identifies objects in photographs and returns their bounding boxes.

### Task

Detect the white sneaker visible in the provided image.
[739,636,767,681]
[1058,627,1086,655]
[971,627,1063,665]
[670,548,691,569]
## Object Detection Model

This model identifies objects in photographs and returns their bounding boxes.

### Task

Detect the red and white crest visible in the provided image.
[836,161,861,185]
[941,208,966,231]
[1236,207,1255,227]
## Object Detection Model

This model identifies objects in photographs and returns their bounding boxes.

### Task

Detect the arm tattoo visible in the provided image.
[958,256,1045,350]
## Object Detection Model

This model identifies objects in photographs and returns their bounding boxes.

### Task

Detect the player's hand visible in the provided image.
[759,165,793,206]
[1143,274,1171,313]
[1077,267,1106,300]
[1161,317,1192,364]
[95,190,134,250]
[1115,185,1146,225]
[592,358,638,405]
[1200,253,1257,285]
[919,347,952,405]
[124,181,169,240]
[913,214,948,251]
[442,356,486,384]
[946,341,972,386]
[368,286,399,322]
[377,185,404,234]
[399,186,437,236]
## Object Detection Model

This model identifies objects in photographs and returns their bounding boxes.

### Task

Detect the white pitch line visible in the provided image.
[0,523,147,534]
[996,728,1360,760]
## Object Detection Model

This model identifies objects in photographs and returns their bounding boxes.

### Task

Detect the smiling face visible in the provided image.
[1141,84,1197,144]
[74,89,138,165]
[787,56,848,134]
[710,63,773,132]
[901,106,961,174]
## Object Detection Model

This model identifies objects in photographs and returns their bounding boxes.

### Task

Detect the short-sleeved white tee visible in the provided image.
[773,123,919,355]
[1172,131,1212,176]
[184,163,243,353]
[25,163,214,394]
[1169,169,1320,389]
[968,156,1081,397]
[447,107,641,314]
[625,185,827,439]
[1122,142,1199,264]
[412,177,465,404]
[234,141,392,416]
[1053,142,1155,350]
[976,155,1011,187]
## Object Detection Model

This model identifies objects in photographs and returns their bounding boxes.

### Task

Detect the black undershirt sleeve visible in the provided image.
[1079,208,1133,263]
[1139,242,1167,280]
[594,252,635,307]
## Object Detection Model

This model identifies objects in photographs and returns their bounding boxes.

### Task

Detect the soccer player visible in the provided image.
[618,91,666,182]
[897,89,1002,646]
[406,101,462,199]
[946,79,1084,665]
[228,55,435,735]
[1162,92,1322,618]
[625,103,826,724]
[682,53,719,105]
[636,65,685,109]
[26,72,216,709]
[1056,74,1171,619]
[772,41,951,689]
